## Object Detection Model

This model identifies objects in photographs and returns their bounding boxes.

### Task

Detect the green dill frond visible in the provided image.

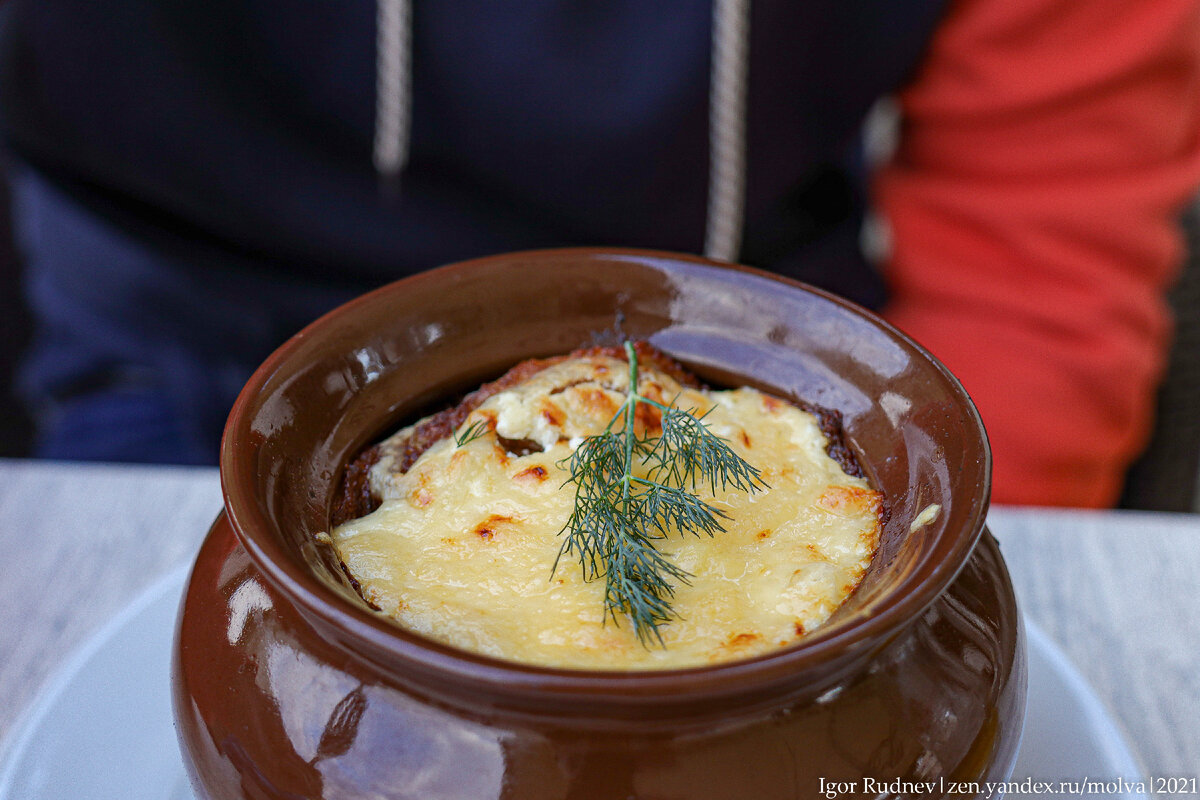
[632,477,730,539]
[554,341,769,646]
[453,419,489,447]
[563,431,626,491]
[652,406,768,494]
[602,527,691,647]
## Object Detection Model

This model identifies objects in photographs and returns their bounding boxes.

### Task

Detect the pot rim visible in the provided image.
[220,247,991,711]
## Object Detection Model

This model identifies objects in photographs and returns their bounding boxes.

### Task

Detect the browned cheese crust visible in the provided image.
[331,342,862,528]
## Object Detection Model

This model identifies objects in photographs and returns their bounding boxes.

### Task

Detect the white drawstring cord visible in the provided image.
[373,0,412,178]
[705,0,751,262]
[373,0,750,260]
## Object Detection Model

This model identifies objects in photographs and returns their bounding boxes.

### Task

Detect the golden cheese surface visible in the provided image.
[330,354,881,670]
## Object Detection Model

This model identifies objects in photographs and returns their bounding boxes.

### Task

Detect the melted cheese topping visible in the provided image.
[331,355,882,670]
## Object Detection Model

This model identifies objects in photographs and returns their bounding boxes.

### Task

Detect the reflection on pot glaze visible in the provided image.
[258,583,509,798]
[226,579,272,645]
[179,538,512,799]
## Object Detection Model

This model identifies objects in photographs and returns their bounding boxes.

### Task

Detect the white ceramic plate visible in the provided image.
[0,566,195,800]
[0,569,1149,800]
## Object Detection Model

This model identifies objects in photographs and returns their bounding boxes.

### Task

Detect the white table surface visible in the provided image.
[1,458,1197,784]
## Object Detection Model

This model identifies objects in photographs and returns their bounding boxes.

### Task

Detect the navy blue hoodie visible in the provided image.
[0,0,944,462]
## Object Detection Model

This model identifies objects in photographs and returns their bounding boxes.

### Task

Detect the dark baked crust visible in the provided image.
[800,403,863,479]
[330,342,863,527]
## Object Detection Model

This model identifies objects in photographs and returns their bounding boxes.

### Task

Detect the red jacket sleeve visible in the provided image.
[873,0,1200,507]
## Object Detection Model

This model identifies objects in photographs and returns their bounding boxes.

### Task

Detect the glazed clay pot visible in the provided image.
[173,249,1025,799]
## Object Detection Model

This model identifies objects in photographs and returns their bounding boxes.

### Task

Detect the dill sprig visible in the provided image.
[554,342,768,647]
[453,419,488,447]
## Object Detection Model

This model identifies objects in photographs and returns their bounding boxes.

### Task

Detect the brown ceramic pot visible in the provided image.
[172,248,1025,800]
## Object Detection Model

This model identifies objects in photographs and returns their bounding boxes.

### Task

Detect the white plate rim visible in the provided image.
[0,563,192,795]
